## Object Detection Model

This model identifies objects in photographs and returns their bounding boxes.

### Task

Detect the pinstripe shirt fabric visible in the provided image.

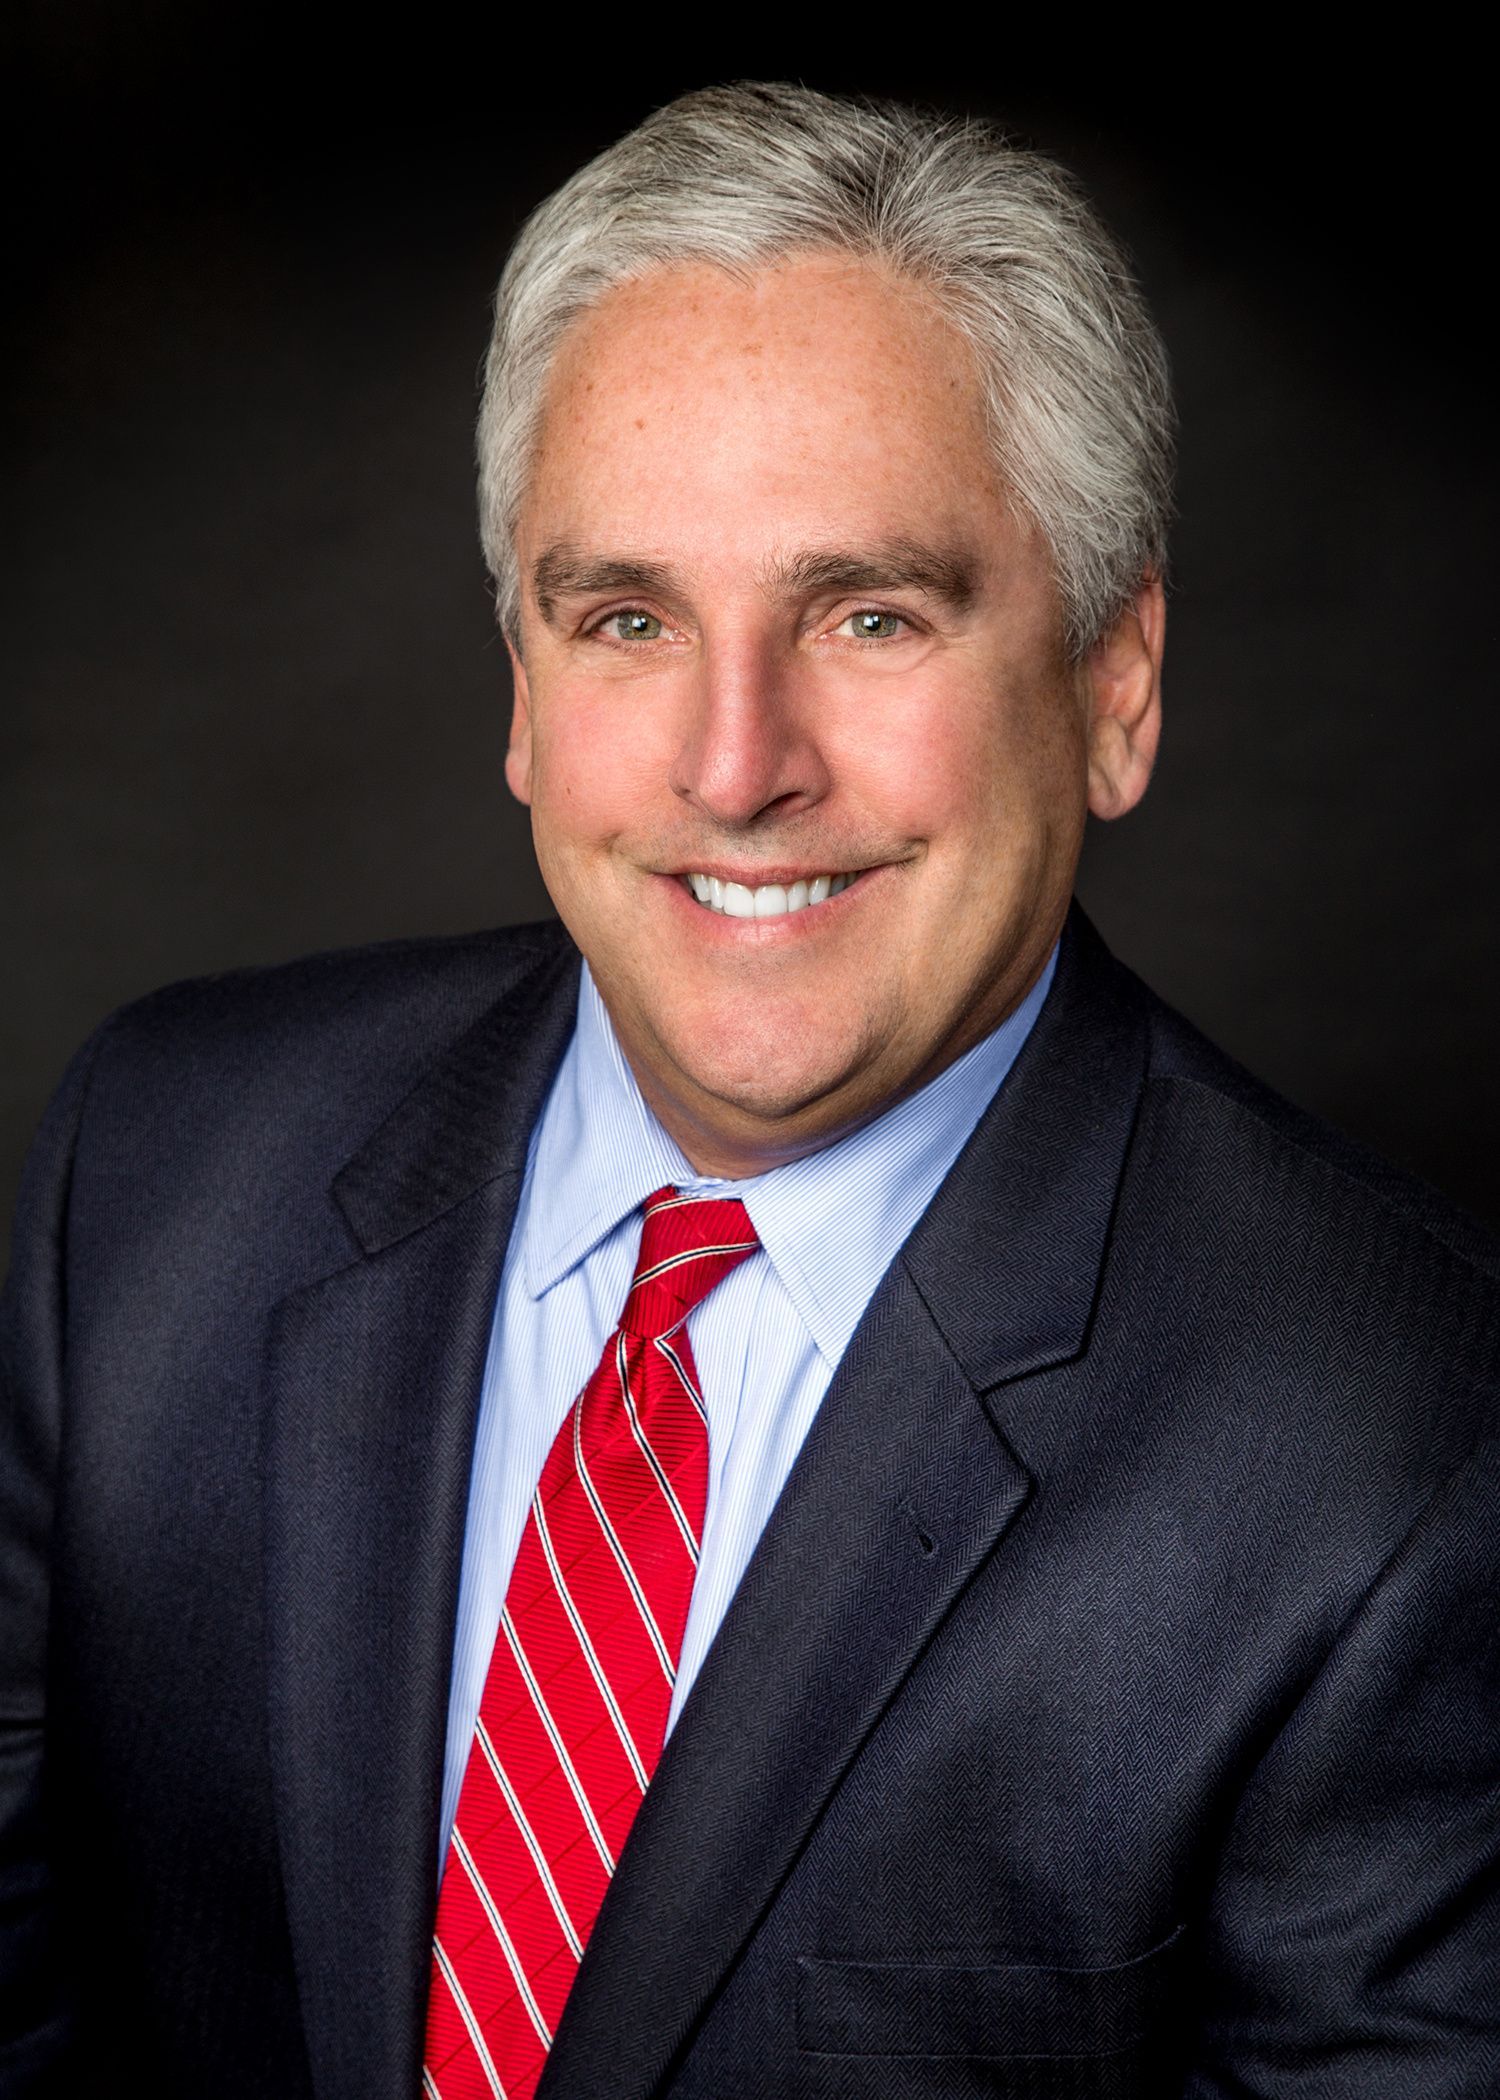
[437,947,1057,1865]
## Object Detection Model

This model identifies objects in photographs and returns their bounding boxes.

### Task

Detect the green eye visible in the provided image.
[850,611,899,639]
[613,611,663,640]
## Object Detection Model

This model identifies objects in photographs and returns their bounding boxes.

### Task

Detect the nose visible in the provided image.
[667,634,830,829]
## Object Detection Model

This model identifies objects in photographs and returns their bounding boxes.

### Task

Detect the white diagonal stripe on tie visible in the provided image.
[617,1332,700,1561]
[628,1241,760,1295]
[431,1936,509,2100]
[653,1333,709,1424]
[573,1390,677,1683]
[641,1190,713,1218]
[453,1826,554,2049]
[500,1606,617,1873]
[531,1479,652,1789]
[476,1719,586,1960]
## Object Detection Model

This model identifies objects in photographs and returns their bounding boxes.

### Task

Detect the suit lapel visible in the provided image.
[902,906,1150,1392]
[263,933,579,2100]
[539,908,1152,2100]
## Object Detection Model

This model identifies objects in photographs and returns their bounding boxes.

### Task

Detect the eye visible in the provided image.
[837,609,904,640]
[604,609,664,641]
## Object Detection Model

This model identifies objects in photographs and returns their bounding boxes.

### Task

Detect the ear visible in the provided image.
[1084,575,1165,821]
[503,636,534,807]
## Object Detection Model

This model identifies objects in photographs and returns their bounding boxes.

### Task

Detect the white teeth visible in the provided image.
[681,871,857,918]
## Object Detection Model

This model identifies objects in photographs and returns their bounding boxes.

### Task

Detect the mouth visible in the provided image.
[679,870,862,920]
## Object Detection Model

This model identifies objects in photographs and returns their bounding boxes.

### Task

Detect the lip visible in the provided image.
[665,863,872,889]
[656,863,885,937]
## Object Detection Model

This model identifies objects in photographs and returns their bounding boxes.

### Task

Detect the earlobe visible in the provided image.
[1085,576,1165,822]
[504,639,535,807]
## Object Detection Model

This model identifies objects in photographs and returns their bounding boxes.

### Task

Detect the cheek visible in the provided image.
[529,682,667,840]
[852,672,1075,846]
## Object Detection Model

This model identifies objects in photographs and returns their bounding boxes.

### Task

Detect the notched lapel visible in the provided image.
[263,935,579,2100]
[904,907,1151,1392]
[333,934,579,1256]
[538,1265,1033,2100]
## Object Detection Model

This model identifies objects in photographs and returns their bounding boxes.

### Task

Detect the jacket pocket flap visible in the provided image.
[797,1927,1185,2059]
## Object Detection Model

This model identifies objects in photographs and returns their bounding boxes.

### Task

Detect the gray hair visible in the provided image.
[478,82,1174,658]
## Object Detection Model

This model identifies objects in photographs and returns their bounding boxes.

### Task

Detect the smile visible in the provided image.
[681,872,858,919]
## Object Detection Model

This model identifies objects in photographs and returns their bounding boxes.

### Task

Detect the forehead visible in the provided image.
[548,249,975,389]
[521,254,1006,567]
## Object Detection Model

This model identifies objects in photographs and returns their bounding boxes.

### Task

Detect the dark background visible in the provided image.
[5,16,1497,1263]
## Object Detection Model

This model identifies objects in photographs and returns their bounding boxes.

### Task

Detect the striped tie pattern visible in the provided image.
[423,1187,759,2100]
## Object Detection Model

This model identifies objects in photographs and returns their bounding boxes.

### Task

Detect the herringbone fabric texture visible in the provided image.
[422,1187,758,2100]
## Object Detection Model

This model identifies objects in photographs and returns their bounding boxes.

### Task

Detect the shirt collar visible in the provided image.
[524,949,1057,1366]
[523,967,696,1301]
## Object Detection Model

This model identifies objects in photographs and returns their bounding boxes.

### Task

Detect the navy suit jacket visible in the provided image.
[2,907,1498,2098]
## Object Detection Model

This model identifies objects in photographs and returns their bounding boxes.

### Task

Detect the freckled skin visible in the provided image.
[506,254,1163,1177]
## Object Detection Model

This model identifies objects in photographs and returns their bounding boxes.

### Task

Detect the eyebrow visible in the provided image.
[532,546,681,623]
[762,538,979,610]
[531,534,980,625]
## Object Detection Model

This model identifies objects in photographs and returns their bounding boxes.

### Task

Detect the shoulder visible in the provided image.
[35,920,578,1270]
[95,918,573,1070]
[1133,978,1500,1283]
[78,918,574,1116]
[1098,965,1500,1516]
[987,944,1500,1641]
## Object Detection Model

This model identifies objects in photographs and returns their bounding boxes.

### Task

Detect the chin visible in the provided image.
[692,1069,837,1126]
[668,1015,882,1129]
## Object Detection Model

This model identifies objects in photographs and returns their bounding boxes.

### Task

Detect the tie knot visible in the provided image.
[622,1185,759,1340]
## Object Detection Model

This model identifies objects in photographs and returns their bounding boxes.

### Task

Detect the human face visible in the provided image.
[507,254,1159,1176]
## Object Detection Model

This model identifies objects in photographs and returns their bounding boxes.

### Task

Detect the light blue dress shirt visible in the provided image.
[438,947,1057,1861]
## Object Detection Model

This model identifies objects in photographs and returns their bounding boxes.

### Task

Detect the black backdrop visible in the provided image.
[5,16,1497,1263]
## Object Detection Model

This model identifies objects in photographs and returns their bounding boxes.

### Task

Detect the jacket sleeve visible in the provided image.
[0,1027,108,2092]
[1185,1424,1500,2098]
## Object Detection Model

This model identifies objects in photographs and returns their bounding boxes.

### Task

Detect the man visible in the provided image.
[2,80,1496,2100]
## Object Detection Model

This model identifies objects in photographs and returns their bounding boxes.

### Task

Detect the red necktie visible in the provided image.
[422,1186,759,2100]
